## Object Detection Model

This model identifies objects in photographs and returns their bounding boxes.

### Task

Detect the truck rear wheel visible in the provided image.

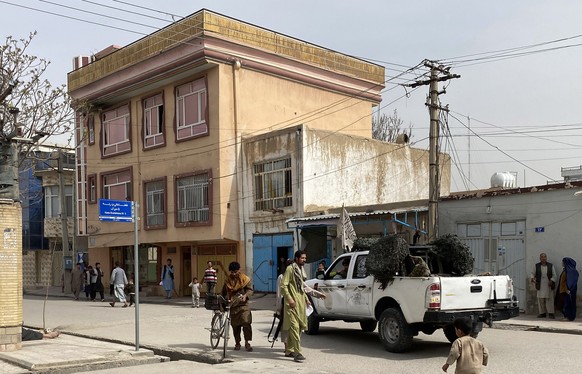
[443,324,457,343]
[306,313,320,335]
[360,320,377,332]
[444,324,480,343]
[378,308,413,353]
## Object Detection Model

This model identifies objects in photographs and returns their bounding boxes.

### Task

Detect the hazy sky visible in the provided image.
[1,1,581,192]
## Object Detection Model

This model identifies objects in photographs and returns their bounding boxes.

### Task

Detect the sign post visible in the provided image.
[99,199,140,351]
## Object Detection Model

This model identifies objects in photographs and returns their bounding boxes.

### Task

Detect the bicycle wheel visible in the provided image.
[222,311,231,359]
[210,312,224,349]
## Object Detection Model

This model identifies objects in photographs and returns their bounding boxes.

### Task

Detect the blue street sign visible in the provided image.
[99,199,134,222]
[535,227,545,233]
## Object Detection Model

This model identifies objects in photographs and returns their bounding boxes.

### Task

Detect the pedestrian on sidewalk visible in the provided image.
[94,262,105,301]
[109,262,129,308]
[530,252,557,319]
[556,257,579,321]
[188,277,201,307]
[160,258,175,299]
[125,273,136,307]
[203,261,217,295]
[83,265,93,300]
[442,317,489,373]
[222,261,253,352]
[70,263,83,300]
[89,265,98,301]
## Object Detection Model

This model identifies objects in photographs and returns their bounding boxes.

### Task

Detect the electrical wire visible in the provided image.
[448,112,554,181]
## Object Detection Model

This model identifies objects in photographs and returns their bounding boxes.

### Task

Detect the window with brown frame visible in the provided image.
[175,170,211,227]
[101,167,132,201]
[175,78,208,141]
[101,104,131,157]
[87,174,97,204]
[87,115,95,145]
[143,93,165,149]
[144,177,166,229]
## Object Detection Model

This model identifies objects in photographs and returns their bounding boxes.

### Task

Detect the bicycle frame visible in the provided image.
[209,295,231,360]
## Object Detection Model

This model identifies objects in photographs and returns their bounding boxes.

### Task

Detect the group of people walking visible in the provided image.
[531,252,579,321]
[70,261,134,307]
[70,262,105,302]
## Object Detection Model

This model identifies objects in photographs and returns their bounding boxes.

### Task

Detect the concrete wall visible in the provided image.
[303,128,451,211]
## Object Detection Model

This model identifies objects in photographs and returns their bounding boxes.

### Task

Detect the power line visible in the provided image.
[80,0,170,22]
[448,112,554,181]
[112,0,184,20]
[439,33,582,62]
[0,0,144,35]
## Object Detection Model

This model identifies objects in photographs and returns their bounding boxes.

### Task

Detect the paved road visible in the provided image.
[21,295,582,374]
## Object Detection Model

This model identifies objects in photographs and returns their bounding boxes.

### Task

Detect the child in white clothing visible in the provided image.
[188,277,201,307]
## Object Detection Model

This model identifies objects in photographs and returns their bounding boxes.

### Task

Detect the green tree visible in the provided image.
[372,109,413,143]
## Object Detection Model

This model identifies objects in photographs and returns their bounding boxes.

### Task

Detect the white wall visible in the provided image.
[439,187,582,314]
[302,127,450,212]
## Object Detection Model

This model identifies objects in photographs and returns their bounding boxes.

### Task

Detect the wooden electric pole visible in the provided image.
[406,61,460,242]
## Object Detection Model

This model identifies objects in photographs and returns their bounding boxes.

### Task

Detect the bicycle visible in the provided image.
[206,294,231,359]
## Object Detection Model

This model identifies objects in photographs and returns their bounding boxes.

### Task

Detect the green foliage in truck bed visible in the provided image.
[429,234,474,276]
[365,235,410,290]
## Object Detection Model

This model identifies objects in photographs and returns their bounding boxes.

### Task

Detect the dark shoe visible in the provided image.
[285,352,294,357]
[537,313,546,318]
[245,342,253,352]
[101,299,105,302]
[549,314,555,319]
[109,302,115,307]
[294,353,306,362]
[234,344,241,351]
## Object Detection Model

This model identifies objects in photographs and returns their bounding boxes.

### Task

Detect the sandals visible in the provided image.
[234,342,253,351]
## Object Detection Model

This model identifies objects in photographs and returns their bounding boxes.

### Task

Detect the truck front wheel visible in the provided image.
[378,308,413,353]
[305,313,320,335]
[360,320,377,332]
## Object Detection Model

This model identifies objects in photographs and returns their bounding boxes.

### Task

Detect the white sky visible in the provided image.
[1,0,581,192]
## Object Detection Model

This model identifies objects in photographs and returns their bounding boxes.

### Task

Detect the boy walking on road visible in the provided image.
[442,317,489,373]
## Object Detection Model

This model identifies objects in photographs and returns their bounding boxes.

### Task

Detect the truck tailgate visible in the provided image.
[439,275,512,310]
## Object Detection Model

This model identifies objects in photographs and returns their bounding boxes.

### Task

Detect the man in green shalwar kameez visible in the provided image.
[281,250,310,362]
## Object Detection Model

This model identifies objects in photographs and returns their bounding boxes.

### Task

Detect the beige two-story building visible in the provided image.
[68,9,387,295]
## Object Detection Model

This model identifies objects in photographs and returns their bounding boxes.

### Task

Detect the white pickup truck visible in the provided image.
[304,250,519,352]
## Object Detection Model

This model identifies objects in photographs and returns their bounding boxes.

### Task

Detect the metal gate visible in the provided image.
[252,233,294,292]
[458,221,526,310]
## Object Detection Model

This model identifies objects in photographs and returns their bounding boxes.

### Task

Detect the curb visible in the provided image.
[493,323,582,336]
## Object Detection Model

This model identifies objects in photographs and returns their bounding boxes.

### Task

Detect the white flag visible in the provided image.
[339,206,357,251]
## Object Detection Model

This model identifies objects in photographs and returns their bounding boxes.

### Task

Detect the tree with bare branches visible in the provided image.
[0,32,73,199]
[372,109,413,143]
[0,32,73,152]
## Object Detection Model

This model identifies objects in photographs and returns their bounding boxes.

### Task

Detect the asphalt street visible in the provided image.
[1,291,581,373]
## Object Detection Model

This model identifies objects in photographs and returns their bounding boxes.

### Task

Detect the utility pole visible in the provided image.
[406,61,460,242]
